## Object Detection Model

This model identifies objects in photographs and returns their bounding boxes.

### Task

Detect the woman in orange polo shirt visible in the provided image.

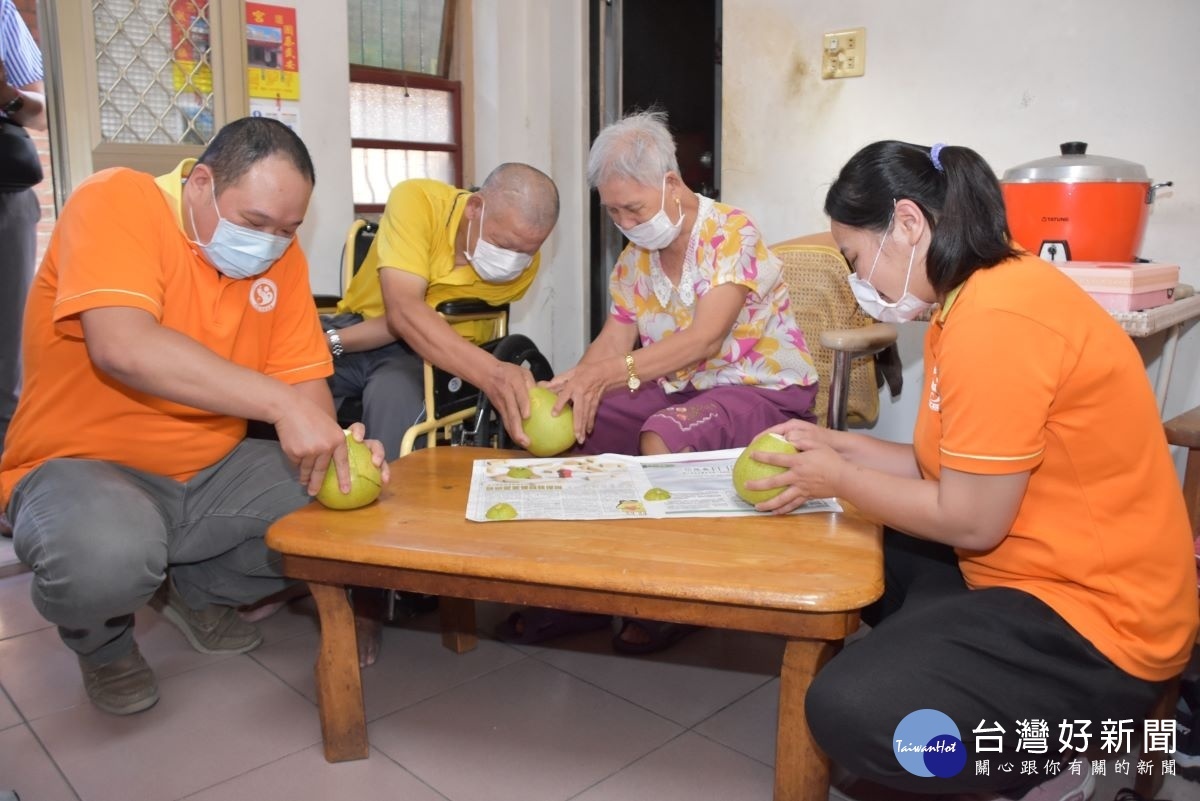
[747,140,1197,799]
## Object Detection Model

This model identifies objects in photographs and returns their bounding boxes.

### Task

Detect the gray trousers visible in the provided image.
[322,313,424,461]
[8,439,311,664]
[0,188,39,455]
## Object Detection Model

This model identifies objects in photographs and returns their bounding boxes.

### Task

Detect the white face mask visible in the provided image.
[464,200,533,283]
[619,174,684,251]
[190,184,292,280]
[846,212,935,324]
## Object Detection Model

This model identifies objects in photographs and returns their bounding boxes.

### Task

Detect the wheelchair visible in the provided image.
[324,219,555,454]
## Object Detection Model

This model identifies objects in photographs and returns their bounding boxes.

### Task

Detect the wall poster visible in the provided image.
[245,3,300,101]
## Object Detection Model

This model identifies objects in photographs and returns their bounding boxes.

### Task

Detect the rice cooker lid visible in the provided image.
[1001,141,1149,184]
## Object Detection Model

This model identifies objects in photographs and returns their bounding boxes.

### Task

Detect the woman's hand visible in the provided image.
[762,418,836,453]
[743,439,847,515]
[546,359,618,444]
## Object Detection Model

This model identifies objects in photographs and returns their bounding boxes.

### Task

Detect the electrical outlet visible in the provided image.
[822,27,866,79]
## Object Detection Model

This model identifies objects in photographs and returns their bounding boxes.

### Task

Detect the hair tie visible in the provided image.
[929,143,946,172]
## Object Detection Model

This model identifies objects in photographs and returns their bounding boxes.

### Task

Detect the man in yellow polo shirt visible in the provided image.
[0,117,387,715]
[322,164,559,460]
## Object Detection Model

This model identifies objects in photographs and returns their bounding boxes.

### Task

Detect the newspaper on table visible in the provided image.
[466,448,842,522]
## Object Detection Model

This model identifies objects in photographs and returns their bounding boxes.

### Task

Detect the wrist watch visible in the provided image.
[2,92,25,115]
[624,352,641,393]
[325,329,344,359]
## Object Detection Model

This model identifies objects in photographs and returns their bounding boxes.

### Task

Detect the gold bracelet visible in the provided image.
[624,352,641,392]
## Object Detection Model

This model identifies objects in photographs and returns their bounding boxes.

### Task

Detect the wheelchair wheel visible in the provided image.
[462,334,553,449]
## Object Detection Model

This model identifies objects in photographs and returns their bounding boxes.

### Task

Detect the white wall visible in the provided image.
[470,0,590,374]
[292,0,1200,444]
[724,0,1200,444]
[291,0,354,297]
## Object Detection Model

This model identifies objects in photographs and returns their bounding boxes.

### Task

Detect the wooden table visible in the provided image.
[266,446,883,801]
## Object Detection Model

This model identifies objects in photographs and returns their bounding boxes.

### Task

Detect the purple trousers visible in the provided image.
[576,382,818,456]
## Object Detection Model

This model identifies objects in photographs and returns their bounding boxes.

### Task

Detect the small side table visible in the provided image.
[1109,284,1200,413]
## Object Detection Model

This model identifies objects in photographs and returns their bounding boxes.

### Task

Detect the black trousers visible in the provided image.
[805,530,1164,796]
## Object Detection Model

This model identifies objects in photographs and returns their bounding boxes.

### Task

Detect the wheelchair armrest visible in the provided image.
[819,323,897,357]
[435,299,510,317]
[313,295,342,315]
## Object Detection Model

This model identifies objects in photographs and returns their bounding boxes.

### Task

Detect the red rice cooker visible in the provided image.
[1000,142,1172,262]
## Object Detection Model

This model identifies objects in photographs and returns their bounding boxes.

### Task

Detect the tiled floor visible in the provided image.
[1,566,1198,801]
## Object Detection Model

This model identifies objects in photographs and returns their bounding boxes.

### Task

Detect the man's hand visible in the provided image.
[348,421,391,485]
[481,358,535,448]
[273,394,354,496]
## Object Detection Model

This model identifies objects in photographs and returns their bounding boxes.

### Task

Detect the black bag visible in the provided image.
[0,117,44,191]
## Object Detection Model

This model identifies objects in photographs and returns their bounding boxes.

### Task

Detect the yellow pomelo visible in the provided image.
[522,386,575,457]
[732,432,797,505]
[315,431,384,510]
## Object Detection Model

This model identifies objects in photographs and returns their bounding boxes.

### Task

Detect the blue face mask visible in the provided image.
[190,185,292,279]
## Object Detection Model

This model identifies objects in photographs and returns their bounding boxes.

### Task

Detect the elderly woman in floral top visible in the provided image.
[494,111,819,653]
[549,110,818,456]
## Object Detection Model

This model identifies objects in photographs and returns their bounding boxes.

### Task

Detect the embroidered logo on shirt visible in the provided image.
[250,277,278,313]
[928,365,941,412]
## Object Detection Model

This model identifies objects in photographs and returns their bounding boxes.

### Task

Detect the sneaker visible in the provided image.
[156,579,263,655]
[1002,759,1094,801]
[79,643,159,715]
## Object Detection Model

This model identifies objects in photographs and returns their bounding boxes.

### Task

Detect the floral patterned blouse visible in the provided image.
[608,196,818,394]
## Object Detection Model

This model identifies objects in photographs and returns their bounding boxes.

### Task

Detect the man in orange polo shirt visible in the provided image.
[0,117,387,716]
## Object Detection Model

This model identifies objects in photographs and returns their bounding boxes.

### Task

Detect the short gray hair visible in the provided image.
[478,162,560,232]
[587,110,679,189]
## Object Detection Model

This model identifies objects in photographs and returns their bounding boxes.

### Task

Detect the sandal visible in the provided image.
[612,618,699,655]
[493,607,610,645]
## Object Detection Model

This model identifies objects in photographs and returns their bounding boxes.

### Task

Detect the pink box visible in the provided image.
[1087,288,1174,312]
[1056,262,1180,294]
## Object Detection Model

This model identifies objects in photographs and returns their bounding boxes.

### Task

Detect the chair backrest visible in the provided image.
[771,232,882,428]
[341,219,379,294]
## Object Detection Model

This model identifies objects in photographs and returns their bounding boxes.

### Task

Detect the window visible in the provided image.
[92,0,215,145]
[49,0,245,190]
[348,67,461,213]
[347,0,460,214]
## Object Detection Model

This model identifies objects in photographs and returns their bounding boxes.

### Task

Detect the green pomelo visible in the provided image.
[522,386,575,457]
[315,431,384,510]
[485,502,519,520]
[732,432,798,505]
[507,466,535,479]
[643,487,671,501]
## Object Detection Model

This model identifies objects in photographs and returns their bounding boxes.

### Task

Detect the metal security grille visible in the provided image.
[92,0,215,144]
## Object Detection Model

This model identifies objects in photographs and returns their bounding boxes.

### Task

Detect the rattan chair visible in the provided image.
[771,232,898,430]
